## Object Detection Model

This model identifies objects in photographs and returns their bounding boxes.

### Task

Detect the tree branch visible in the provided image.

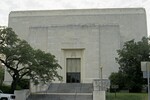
[0,58,16,72]
[6,57,19,64]
[19,71,29,80]
[16,61,20,70]
[6,55,12,62]
[18,67,29,72]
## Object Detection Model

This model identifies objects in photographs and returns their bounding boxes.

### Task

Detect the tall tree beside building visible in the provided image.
[115,37,150,92]
[0,27,62,93]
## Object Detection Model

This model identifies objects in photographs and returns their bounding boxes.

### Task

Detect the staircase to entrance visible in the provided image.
[27,83,93,100]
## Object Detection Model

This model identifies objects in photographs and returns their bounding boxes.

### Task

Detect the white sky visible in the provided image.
[0,0,150,34]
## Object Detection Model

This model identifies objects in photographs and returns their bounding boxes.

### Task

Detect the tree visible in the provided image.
[0,27,62,93]
[109,71,126,90]
[0,66,4,87]
[116,37,150,92]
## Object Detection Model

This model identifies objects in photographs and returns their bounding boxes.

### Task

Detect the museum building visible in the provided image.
[4,8,147,88]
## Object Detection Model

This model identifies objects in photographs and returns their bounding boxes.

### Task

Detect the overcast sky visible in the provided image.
[0,0,150,34]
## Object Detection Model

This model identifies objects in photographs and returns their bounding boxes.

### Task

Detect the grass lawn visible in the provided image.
[106,92,148,100]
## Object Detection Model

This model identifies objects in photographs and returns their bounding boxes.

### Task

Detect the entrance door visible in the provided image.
[66,58,81,83]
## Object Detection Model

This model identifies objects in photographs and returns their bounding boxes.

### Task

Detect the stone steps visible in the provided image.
[47,83,93,93]
[27,83,93,100]
[27,93,92,100]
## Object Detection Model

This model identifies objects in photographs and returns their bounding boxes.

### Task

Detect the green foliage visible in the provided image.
[0,84,11,93]
[0,79,29,93]
[0,26,62,93]
[17,79,29,89]
[30,49,62,85]
[0,84,22,93]
[109,72,126,90]
[0,67,4,87]
[116,37,150,92]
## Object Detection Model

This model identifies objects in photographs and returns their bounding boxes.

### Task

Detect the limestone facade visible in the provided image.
[5,8,147,84]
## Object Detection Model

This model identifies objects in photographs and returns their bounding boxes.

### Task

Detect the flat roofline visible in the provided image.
[61,48,85,50]
[9,8,146,17]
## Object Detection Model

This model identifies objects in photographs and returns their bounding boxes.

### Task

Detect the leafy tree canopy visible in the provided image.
[115,37,150,92]
[0,27,62,93]
[109,72,126,90]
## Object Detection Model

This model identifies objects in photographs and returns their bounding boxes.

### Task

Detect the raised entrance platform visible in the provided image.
[27,83,93,100]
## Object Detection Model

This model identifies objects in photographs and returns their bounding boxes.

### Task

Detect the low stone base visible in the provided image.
[93,91,105,100]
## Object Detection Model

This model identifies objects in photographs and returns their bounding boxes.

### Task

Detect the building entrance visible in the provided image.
[66,58,81,83]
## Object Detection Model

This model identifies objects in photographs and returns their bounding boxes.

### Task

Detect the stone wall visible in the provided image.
[5,8,147,84]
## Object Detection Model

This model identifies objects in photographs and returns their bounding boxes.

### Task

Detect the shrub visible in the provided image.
[17,79,29,89]
[0,85,11,93]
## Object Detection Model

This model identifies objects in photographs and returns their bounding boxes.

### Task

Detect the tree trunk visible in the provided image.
[10,74,20,94]
[10,80,18,94]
